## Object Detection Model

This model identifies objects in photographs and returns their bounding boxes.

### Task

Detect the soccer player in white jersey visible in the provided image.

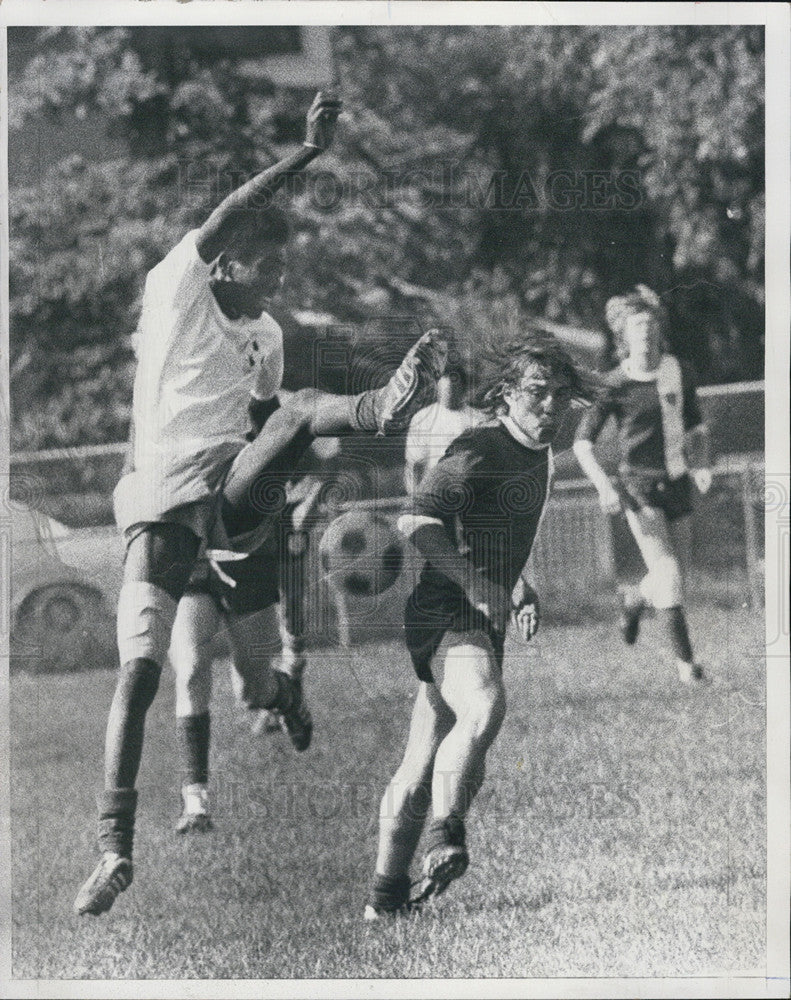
[404,361,485,493]
[573,285,713,684]
[365,336,592,919]
[74,92,447,916]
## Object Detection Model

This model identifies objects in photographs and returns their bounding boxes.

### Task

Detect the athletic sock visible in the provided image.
[97,788,138,859]
[426,813,466,853]
[658,606,694,663]
[351,390,381,432]
[176,712,210,787]
[369,872,411,911]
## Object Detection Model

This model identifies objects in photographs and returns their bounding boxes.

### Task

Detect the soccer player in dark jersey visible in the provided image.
[170,406,339,834]
[365,335,592,919]
[573,285,713,684]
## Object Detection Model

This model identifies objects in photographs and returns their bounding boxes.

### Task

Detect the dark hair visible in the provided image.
[604,284,669,360]
[477,332,595,415]
[234,205,291,260]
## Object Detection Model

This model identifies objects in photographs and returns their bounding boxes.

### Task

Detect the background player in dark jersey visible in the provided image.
[365,335,592,919]
[573,285,713,684]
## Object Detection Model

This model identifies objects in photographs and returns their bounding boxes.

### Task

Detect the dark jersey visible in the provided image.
[575,356,703,476]
[403,421,551,680]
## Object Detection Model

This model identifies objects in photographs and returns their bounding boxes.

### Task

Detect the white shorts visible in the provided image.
[114,444,278,554]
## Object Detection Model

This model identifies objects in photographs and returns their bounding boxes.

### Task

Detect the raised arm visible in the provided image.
[195,91,342,263]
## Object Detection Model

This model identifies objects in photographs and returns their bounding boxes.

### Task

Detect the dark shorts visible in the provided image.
[404,586,505,683]
[616,470,693,523]
[185,528,309,618]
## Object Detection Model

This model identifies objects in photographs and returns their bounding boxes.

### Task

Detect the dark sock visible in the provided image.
[105,658,161,788]
[426,814,466,852]
[658,606,694,663]
[351,390,380,432]
[97,788,138,858]
[370,872,411,910]
[268,671,295,713]
[177,712,210,786]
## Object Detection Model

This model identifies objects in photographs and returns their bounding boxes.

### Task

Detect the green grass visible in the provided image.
[10,602,765,979]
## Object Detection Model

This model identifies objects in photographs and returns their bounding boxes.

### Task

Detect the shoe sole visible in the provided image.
[378,333,447,433]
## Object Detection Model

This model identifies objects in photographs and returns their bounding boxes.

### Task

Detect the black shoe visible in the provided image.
[275,673,313,752]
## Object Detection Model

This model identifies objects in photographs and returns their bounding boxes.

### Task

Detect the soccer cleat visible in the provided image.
[74,852,133,916]
[411,843,469,905]
[374,330,448,435]
[275,673,313,752]
[175,783,213,834]
[677,660,711,685]
[619,591,645,645]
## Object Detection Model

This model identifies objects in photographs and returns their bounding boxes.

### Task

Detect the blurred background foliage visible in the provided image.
[8,25,764,450]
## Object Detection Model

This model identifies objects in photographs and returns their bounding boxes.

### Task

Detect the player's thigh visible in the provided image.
[624,504,675,571]
[221,400,315,513]
[437,631,505,722]
[123,521,201,599]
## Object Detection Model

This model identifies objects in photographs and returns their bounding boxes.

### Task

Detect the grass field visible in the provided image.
[10,597,766,981]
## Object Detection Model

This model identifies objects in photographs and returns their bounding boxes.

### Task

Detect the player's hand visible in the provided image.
[598,480,622,514]
[304,91,342,151]
[511,578,540,642]
[691,468,713,495]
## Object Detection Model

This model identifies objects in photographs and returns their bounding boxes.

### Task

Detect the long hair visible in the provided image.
[604,284,669,360]
[476,332,597,416]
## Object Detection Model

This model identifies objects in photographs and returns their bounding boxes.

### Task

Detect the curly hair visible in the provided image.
[476,332,596,416]
[604,284,669,360]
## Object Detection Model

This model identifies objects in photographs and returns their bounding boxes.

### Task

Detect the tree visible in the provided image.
[8,25,764,450]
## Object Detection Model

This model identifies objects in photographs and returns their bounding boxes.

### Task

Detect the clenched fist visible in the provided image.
[304,91,342,151]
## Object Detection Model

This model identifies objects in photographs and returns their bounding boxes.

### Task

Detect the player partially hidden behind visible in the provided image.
[573,285,713,684]
[74,92,447,916]
[404,360,484,493]
[365,335,592,919]
[169,401,338,834]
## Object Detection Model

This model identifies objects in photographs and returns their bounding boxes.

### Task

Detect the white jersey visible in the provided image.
[405,403,485,479]
[114,229,283,529]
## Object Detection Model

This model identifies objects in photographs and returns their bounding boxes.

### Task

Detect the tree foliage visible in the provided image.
[8,25,764,449]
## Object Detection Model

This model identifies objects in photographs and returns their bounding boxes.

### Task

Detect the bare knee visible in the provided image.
[459,683,506,745]
[283,388,325,429]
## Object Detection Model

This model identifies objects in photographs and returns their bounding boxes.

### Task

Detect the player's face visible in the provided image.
[504,363,574,444]
[218,242,287,318]
[623,311,660,360]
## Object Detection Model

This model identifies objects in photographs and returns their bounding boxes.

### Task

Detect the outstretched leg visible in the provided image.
[220,332,446,543]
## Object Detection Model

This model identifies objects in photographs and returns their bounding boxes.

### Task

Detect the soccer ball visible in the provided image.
[319,510,404,598]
